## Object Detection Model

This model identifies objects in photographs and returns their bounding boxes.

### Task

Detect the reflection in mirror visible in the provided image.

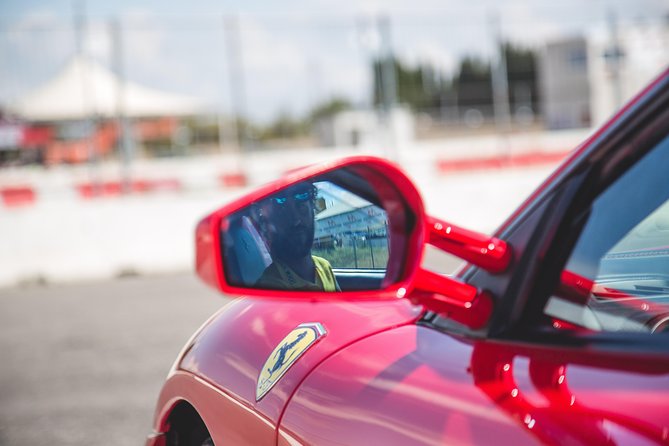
[221,176,390,292]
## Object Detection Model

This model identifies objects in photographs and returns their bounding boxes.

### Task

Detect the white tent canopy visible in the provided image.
[9,56,207,121]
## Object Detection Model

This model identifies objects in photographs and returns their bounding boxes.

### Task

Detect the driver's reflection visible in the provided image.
[254,183,340,292]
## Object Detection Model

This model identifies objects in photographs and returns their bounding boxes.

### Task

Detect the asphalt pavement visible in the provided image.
[0,273,225,446]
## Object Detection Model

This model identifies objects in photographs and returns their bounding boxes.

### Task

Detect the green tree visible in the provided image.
[257,111,307,141]
[454,56,492,109]
[372,58,440,110]
[370,43,539,115]
[256,98,353,142]
[503,43,539,112]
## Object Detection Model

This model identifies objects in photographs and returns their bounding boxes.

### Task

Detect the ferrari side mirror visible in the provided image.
[195,156,508,329]
[196,156,425,299]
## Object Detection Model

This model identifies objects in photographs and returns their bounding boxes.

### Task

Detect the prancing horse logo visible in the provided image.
[256,322,327,401]
[267,330,307,377]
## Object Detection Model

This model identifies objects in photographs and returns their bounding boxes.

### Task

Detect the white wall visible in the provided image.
[0,130,587,288]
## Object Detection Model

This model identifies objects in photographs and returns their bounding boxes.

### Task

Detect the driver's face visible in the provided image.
[264,185,315,260]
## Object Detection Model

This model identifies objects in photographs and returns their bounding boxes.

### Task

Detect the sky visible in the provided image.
[1,0,667,122]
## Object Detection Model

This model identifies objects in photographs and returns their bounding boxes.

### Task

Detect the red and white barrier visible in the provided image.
[436,149,571,173]
[1,185,36,207]
[76,178,183,199]
[0,130,590,288]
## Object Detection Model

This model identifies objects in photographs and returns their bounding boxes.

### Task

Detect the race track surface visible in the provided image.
[0,273,224,446]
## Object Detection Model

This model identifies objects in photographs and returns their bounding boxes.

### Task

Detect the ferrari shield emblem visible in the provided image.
[256,322,327,401]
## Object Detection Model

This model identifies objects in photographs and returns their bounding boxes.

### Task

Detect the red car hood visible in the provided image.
[178,296,423,426]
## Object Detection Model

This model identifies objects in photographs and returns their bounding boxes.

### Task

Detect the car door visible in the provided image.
[277,73,669,445]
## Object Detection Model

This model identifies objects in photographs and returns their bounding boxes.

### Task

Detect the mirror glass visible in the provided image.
[220,172,395,292]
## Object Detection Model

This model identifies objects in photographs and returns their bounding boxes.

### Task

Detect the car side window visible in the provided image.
[544,134,669,334]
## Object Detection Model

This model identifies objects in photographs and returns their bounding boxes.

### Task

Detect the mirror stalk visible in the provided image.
[411,268,493,329]
[426,216,511,274]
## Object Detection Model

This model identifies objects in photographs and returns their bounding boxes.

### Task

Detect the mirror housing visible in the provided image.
[426,216,511,274]
[196,156,426,300]
[195,156,511,329]
[195,214,220,292]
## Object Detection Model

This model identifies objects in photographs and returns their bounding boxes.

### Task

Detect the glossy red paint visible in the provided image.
[414,268,478,306]
[195,215,219,291]
[278,325,534,445]
[471,342,669,446]
[410,269,493,329]
[175,297,422,439]
[427,216,511,273]
[279,326,669,446]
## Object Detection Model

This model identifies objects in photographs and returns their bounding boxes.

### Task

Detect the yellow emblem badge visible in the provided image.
[256,322,327,401]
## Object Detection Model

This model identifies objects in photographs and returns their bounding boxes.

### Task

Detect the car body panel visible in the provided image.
[176,297,422,435]
[279,325,669,446]
[278,324,537,446]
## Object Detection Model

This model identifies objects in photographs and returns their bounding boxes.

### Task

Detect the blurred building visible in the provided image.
[541,21,669,130]
[540,37,591,129]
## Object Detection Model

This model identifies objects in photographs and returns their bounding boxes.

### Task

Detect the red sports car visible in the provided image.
[147,67,669,446]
